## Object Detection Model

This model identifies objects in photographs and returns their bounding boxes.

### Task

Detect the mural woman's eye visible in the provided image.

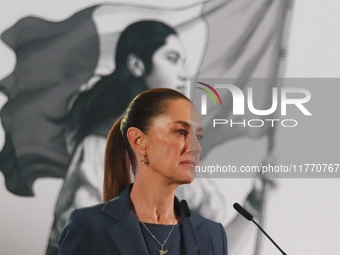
[166,52,179,64]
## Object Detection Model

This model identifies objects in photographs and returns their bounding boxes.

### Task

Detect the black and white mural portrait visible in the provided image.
[0,0,339,255]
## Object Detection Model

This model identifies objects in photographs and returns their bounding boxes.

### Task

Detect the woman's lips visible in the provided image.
[180,160,197,168]
[176,85,187,94]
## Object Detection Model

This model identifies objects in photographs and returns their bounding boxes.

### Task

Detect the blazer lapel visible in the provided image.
[180,214,211,255]
[101,185,149,255]
[105,211,149,254]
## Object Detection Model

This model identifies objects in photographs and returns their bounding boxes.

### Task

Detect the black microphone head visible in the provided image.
[233,203,253,221]
[180,200,191,218]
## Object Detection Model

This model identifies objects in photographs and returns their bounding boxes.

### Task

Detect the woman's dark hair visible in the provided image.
[103,88,190,202]
[65,21,177,147]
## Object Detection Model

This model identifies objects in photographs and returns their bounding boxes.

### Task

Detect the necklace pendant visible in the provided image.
[158,248,168,255]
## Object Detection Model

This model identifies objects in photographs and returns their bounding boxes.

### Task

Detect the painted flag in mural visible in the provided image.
[197,0,292,156]
[0,0,292,196]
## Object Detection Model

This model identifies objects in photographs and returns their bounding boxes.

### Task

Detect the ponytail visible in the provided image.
[103,117,131,202]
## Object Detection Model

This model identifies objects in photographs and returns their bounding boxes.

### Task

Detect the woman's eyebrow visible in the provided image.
[165,50,180,57]
[174,120,204,132]
[173,120,189,128]
[197,127,204,133]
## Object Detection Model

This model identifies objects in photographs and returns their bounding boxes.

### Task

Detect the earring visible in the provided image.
[141,155,149,165]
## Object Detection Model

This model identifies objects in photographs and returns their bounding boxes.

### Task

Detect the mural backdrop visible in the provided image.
[0,1,339,255]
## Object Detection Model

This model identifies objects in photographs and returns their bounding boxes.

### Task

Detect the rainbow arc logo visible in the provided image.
[196,82,222,115]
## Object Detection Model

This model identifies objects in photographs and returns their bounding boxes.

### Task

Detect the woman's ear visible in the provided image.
[127,127,147,155]
[127,54,145,77]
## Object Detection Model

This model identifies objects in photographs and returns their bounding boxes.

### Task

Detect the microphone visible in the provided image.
[233,203,287,255]
[180,200,201,255]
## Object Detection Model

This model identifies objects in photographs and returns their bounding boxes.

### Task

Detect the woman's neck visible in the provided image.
[130,179,178,225]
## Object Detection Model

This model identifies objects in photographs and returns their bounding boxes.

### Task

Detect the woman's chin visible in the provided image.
[179,172,196,185]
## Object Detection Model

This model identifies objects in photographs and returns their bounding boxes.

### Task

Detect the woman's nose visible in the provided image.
[188,134,201,155]
[178,63,189,81]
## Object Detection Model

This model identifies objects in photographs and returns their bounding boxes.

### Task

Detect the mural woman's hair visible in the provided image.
[66,21,177,147]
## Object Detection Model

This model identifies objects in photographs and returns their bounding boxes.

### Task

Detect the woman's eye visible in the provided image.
[166,54,179,64]
[176,129,188,137]
[196,135,204,141]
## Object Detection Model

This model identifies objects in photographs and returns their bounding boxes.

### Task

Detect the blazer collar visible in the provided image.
[101,184,211,255]
[101,184,133,221]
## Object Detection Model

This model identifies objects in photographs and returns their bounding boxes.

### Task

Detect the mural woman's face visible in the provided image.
[145,34,190,97]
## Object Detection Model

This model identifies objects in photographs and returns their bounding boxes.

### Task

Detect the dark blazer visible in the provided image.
[58,185,228,255]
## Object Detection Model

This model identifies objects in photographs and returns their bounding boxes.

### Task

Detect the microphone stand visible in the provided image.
[253,177,269,255]
[254,124,276,255]
[234,202,287,255]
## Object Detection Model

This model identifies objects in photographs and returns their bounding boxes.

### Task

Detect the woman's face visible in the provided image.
[145,98,203,185]
[145,35,190,97]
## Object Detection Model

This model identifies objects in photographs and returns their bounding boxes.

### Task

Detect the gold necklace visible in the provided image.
[141,222,176,255]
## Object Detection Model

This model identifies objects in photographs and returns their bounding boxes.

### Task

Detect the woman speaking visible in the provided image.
[58,88,228,255]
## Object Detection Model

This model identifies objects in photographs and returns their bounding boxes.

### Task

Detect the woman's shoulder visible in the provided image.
[70,203,106,221]
[190,211,226,235]
[190,212,228,253]
[66,202,114,232]
[70,188,131,224]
